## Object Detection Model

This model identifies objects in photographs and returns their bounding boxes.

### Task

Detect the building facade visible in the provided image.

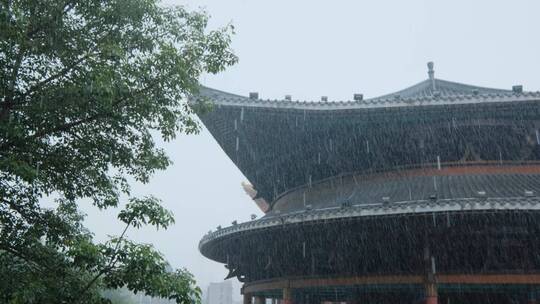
[206,281,233,304]
[196,63,540,304]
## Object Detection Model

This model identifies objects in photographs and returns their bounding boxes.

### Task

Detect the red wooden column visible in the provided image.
[244,293,253,304]
[283,287,293,304]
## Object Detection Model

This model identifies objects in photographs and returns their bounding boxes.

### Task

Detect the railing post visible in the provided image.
[423,244,438,304]
[424,282,438,304]
[529,289,537,304]
[283,287,293,304]
[254,295,265,304]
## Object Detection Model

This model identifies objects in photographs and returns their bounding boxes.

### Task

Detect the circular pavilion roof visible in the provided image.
[199,196,540,257]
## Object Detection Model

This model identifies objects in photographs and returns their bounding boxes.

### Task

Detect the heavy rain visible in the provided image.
[2,1,540,304]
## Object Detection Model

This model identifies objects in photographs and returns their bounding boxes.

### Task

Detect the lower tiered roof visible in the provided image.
[199,196,540,262]
[271,165,540,215]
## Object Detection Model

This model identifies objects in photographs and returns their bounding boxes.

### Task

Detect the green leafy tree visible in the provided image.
[0,0,237,303]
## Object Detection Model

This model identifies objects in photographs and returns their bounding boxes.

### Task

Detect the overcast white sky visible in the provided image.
[81,0,540,298]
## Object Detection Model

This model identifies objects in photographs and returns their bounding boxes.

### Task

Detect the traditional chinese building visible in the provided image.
[196,62,540,304]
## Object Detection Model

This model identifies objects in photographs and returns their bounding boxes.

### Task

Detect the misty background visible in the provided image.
[77,0,540,299]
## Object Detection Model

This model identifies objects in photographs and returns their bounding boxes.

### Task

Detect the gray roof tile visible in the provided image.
[196,78,539,110]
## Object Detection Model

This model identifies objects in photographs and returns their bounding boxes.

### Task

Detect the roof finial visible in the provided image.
[427,61,435,80]
[427,61,436,91]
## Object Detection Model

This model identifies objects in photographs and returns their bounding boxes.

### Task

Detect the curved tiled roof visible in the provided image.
[194,65,540,204]
[371,78,510,100]
[196,80,540,110]
[199,196,540,252]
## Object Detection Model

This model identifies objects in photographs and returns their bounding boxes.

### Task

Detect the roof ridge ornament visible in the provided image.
[512,85,523,94]
[427,61,436,92]
[353,93,363,102]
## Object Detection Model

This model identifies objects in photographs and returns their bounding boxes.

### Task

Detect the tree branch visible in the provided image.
[0,81,159,152]
[19,52,97,102]
[72,216,134,303]
[0,245,45,273]
[26,1,77,38]
[0,181,40,222]
[11,24,114,109]
[1,45,27,121]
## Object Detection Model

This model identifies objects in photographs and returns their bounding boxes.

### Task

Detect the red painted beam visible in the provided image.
[243,274,540,294]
